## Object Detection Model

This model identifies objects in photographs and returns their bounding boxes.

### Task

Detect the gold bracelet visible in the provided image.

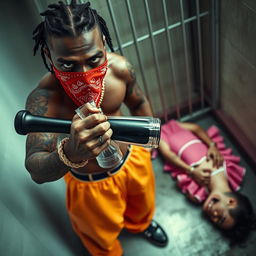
[57,138,88,168]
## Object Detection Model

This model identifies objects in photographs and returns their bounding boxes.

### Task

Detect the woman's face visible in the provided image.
[203,192,237,229]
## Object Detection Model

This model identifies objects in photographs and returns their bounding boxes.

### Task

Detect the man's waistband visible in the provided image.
[70,146,131,182]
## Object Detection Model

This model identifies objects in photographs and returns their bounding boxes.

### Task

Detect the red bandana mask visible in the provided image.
[53,60,108,107]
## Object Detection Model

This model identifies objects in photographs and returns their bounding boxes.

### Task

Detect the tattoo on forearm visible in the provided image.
[25,133,68,182]
[26,150,68,183]
[25,89,49,115]
[26,133,57,154]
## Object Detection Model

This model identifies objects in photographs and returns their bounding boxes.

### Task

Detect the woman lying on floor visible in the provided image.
[155,120,256,244]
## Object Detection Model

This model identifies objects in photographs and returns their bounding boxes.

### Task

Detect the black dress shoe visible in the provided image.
[142,220,168,247]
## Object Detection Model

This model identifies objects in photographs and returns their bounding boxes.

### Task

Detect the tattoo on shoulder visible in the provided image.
[25,89,49,116]
[124,59,146,108]
[134,86,144,98]
[125,60,138,96]
[125,60,136,84]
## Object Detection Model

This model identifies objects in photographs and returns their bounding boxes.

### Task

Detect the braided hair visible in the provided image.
[33,0,114,72]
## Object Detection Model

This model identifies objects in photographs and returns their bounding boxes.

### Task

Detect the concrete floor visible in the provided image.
[118,114,256,256]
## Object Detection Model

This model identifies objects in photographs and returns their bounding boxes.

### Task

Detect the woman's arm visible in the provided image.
[177,122,213,146]
[159,139,191,173]
[177,122,223,168]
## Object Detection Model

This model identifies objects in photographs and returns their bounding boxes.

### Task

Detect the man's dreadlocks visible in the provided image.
[33,0,114,72]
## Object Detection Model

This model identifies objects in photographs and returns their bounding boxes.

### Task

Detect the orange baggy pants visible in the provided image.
[64,146,155,256]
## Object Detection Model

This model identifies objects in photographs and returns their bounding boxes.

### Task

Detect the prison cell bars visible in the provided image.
[210,0,220,110]
[196,0,205,110]
[143,0,168,122]
[162,0,181,120]
[105,0,214,122]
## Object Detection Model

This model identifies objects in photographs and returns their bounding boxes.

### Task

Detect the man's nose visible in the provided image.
[77,65,90,72]
[81,66,89,72]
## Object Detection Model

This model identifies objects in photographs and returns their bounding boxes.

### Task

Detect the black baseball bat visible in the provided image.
[14,110,161,147]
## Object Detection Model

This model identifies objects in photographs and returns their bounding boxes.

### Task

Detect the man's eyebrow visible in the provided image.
[56,51,103,63]
[88,51,103,59]
[56,58,75,63]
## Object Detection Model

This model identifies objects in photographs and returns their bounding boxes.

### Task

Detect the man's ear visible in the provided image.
[43,47,53,64]
[102,35,106,47]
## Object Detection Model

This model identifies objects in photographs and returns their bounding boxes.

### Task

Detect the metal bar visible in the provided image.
[195,0,205,109]
[180,107,211,122]
[106,0,124,55]
[162,0,180,119]
[144,0,167,122]
[125,0,153,112]
[113,11,209,52]
[211,0,220,109]
[179,0,193,114]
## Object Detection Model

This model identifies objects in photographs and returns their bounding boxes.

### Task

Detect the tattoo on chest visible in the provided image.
[26,89,49,115]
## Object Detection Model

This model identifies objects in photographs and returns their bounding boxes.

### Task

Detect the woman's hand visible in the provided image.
[207,143,224,168]
[190,166,211,186]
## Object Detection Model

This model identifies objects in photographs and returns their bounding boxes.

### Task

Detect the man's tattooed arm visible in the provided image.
[25,88,49,115]
[25,88,69,184]
[25,133,69,184]
[124,60,153,116]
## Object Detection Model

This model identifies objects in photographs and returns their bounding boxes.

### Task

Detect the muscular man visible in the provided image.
[25,1,168,255]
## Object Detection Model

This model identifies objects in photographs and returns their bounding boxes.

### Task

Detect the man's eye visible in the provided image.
[62,63,74,69]
[90,57,100,64]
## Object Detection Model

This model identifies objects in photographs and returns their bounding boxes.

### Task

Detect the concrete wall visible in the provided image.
[219,0,256,149]
[0,0,87,255]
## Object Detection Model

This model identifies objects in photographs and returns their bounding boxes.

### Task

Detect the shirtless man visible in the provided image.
[25,1,168,255]
[158,120,255,244]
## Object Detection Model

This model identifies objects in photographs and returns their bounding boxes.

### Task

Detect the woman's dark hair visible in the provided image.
[32,0,114,72]
[223,191,256,246]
